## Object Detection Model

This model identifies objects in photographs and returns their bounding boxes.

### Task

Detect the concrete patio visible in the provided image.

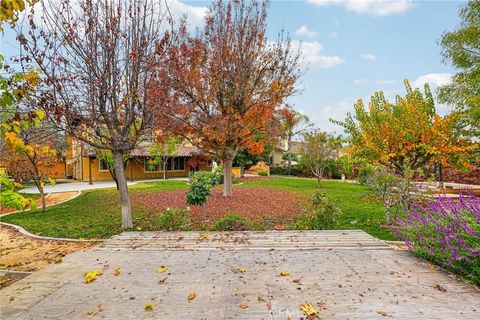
[1,231,479,319]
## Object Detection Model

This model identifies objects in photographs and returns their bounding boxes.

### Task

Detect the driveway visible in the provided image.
[20,178,188,194]
[1,231,479,319]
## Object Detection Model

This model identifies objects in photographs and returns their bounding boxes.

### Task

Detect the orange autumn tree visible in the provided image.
[1,112,61,211]
[333,80,477,176]
[152,0,300,196]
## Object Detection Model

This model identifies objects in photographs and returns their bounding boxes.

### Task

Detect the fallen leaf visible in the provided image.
[239,304,248,309]
[300,303,318,316]
[426,262,436,269]
[156,266,169,273]
[84,270,103,284]
[377,310,392,317]
[54,257,62,264]
[257,295,265,302]
[238,268,247,274]
[188,292,197,301]
[113,268,121,276]
[279,271,290,276]
[9,296,15,302]
[144,302,154,311]
[433,284,447,292]
[159,278,167,285]
[197,233,210,239]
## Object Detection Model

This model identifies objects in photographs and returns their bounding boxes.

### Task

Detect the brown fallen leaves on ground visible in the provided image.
[0,225,93,273]
[131,187,305,227]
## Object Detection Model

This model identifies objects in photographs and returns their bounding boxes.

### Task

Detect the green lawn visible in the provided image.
[1,177,394,240]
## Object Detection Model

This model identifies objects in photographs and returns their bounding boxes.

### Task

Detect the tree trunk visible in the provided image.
[37,182,46,212]
[163,161,167,180]
[113,151,133,228]
[223,157,233,197]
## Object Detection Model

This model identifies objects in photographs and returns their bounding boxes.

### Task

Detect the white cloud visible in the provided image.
[361,53,378,61]
[295,25,318,39]
[308,0,416,17]
[412,73,452,90]
[165,0,208,28]
[353,78,369,85]
[291,41,345,68]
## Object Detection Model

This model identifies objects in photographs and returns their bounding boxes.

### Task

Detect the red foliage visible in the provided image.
[131,186,305,226]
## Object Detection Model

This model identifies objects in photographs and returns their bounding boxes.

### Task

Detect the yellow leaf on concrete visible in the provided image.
[83,270,103,284]
[113,268,121,276]
[238,268,247,273]
[156,266,169,273]
[144,301,154,311]
[300,303,318,316]
[188,292,197,301]
[279,271,290,276]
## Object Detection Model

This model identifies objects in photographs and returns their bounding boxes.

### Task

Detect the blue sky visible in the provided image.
[1,0,462,133]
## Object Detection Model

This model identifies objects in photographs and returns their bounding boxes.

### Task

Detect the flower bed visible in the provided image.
[395,194,480,284]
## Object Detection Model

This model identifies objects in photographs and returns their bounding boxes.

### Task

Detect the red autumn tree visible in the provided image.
[152,0,301,196]
[17,0,171,228]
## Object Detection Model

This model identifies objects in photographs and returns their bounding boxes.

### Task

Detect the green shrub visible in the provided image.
[158,208,191,231]
[292,192,342,230]
[358,163,375,184]
[212,214,255,231]
[189,171,217,186]
[187,173,213,223]
[269,165,303,176]
[212,165,224,185]
[323,159,342,179]
[257,169,268,176]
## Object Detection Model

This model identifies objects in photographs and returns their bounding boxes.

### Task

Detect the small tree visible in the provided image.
[366,166,420,223]
[2,115,61,211]
[186,173,213,225]
[149,137,180,180]
[299,130,342,187]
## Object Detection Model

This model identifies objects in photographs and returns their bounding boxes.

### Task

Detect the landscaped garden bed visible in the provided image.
[0,177,393,240]
[131,186,305,227]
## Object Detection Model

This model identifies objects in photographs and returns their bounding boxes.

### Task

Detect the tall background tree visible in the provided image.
[438,0,480,138]
[152,0,301,196]
[279,106,312,172]
[17,0,171,228]
[333,81,477,176]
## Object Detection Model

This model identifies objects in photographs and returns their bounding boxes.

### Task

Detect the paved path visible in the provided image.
[20,178,188,194]
[1,231,479,319]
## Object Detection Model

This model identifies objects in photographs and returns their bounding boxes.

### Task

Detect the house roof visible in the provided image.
[83,142,204,158]
[130,143,203,157]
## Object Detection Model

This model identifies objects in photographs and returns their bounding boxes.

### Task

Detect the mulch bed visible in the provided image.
[131,186,306,226]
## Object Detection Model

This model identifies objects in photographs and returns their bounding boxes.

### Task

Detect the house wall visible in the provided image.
[272,149,284,166]
[79,156,212,182]
[48,161,66,179]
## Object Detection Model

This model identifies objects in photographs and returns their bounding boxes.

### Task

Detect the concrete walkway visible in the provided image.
[1,231,479,319]
[20,178,188,194]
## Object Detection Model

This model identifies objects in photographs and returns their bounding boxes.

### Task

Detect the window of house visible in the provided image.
[144,158,160,172]
[172,157,185,171]
[99,159,109,171]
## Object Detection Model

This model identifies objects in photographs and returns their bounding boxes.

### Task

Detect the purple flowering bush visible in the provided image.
[395,194,480,284]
